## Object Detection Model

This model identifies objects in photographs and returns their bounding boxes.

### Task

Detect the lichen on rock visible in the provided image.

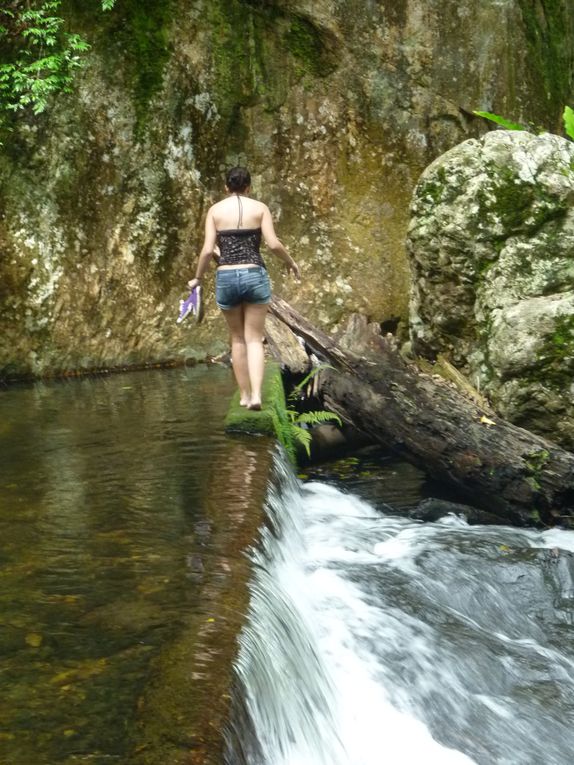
[408,130,574,449]
[2,1,574,379]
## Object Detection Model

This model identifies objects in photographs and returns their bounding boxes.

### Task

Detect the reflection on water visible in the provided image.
[0,366,273,765]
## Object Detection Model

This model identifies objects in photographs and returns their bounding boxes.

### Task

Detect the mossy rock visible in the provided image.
[224,361,285,436]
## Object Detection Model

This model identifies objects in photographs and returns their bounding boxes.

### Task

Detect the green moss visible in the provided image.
[104,0,174,135]
[529,508,542,523]
[284,16,337,77]
[224,361,285,436]
[485,164,533,230]
[65,0,174,135]
[204,0,337,135]
[492,184,531,229]
[206,1,259,120]
[524,448,550,475]
[125,1,173,121]
[480,160,569,235]
[521,357,572,388]
[476,258,496,278]
[523,314,574,390]
[550,314,574,358]
[516,0,574,125]
[525,475,541,492]
[417,166,453,204]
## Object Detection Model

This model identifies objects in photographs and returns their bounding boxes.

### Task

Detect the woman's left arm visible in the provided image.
[188,210,217,288]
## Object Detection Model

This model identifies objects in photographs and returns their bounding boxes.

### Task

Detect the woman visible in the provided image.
[187,167,300,410]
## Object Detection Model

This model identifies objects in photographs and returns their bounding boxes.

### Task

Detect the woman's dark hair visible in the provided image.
[226,166,251,193]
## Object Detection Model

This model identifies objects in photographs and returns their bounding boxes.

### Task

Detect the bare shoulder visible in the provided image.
[246,198,269,224]
[255,200,272,216]
[209,199,226,215]
[208,199,231,225]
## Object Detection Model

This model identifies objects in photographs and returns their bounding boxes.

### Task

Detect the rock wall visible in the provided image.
[408,131,574,449]
[1,0,573,378]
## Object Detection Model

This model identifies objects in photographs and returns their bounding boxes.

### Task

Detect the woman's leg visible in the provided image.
[243,302,268,409]
[221,304,251,405]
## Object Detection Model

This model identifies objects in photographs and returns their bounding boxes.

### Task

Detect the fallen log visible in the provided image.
[269,297,574,527]
[264,313,310,375]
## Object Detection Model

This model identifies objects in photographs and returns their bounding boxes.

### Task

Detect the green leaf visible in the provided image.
[473,111,527,131]
[0,0,108,127]
[288,363,335,401]
[291,426,313,457]
[26,57,62,72]
[293,410,342,426]
[563,106,574,141]
[68,34,90,53]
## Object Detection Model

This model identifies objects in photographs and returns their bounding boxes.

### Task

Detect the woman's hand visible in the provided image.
[287,259,301,280]
[187,277,200,290]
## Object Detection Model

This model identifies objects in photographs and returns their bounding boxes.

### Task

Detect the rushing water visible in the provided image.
[228,452,574,765]
[3,368,574,765]
[0,366,273,765]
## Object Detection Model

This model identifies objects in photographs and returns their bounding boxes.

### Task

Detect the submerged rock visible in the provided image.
[408,131,574,449]
[411,498,510,526]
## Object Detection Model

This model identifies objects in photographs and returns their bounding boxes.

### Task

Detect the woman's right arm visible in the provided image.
[261,205,300,278]
[188,209,217,289]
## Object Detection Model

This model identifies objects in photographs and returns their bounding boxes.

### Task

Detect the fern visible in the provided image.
[289,409,342,458]
[473,111,526,131]
[268,374,297,462]
[0,0,115,130]
[563,106,574,141]
[289,410,342,426]
[288,363,335,402]
[269,370,342,462]
[290,426,312,456]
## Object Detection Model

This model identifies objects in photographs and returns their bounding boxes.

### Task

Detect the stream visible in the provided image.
[228,455,574,765]
[1,367,573,764]
[0,366,271,764]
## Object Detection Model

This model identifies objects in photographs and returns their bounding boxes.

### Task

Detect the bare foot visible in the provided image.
[240,398,250,407]
[248,401,261,411]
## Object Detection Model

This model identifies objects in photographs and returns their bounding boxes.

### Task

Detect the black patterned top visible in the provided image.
[216,228,266,269]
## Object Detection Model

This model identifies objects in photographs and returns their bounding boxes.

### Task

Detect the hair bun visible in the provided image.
[226,166,251,193]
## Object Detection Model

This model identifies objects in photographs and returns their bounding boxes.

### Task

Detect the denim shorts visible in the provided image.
[215,266,272,310]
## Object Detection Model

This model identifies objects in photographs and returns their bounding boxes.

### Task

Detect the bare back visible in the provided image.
[211,195,266,231]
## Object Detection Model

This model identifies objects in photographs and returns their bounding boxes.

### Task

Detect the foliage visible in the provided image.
[474,106,574,142]
[0,1,115,128]
[563,106,574,141]
[270,365,342,463]
[473,111,526,131]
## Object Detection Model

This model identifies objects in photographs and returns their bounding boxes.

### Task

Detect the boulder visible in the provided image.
[408,131,574,449]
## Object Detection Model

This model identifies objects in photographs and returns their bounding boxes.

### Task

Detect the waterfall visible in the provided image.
[226,450,574,765]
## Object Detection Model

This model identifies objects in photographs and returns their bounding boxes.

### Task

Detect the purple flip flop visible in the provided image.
[176,285,204,324]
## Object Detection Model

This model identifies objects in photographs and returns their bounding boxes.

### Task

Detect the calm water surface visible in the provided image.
[0,365,273,765]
